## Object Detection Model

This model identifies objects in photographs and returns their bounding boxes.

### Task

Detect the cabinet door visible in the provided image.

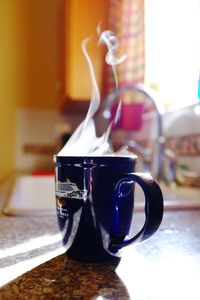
[60,0,109,112]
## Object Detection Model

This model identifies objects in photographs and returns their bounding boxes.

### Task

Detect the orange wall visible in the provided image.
[0,0,61,180]
[0,0,19,180]
[0,0,109,179]
[65,0,109,100]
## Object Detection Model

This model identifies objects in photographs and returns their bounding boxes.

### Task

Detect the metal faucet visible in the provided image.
[102,84,176,183]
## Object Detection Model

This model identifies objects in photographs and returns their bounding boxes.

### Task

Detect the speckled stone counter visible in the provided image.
[0,180,200,300]
[0,254,129,300]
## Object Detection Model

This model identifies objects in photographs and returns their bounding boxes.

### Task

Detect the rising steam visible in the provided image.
[57,29,130,157]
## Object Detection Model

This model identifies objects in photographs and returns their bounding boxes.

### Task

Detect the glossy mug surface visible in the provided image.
[54,156,163,262]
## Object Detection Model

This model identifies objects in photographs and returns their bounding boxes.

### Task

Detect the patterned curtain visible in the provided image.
[103,0,145,101]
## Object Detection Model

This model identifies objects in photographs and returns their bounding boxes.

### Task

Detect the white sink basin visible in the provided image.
[4,175,56,216]
[3,175,200,216]
[135,182,200,211]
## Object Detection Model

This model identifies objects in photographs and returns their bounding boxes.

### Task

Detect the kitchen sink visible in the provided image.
[3,175,200,216]
[3,175,56,216]
[134,182,200,211]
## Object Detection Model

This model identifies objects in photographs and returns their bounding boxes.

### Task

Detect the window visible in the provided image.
[145,0,200,111]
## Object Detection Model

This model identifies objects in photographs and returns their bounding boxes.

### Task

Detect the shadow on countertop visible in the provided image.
[0,254,130,300]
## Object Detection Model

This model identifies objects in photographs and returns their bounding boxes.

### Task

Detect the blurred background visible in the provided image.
[0,0,200,185]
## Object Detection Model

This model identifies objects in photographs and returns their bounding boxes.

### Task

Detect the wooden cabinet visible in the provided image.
[60,0,109,110]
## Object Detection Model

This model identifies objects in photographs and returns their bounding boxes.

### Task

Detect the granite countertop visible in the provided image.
[0,180,200,299]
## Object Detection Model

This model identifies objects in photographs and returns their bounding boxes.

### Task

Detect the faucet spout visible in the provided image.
[103,84,174,182]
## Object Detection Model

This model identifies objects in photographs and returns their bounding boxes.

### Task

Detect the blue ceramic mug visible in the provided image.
[54,155,163,262]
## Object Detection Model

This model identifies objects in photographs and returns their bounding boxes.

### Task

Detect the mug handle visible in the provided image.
[109,172,163,252]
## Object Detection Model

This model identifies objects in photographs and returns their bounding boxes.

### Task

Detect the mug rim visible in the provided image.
[53,154,137,165]
[54,154,137,159]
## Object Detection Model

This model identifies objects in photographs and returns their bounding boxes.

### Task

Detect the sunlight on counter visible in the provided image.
[0,234,65,288]
[0,233,62,259]
[116,246,200,300]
